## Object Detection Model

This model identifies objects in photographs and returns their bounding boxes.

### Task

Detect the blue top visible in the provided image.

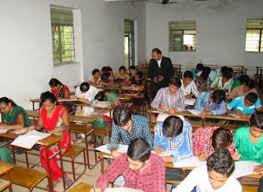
[108,115,153,150]
[227,96,262,115]
[154,119,193,161]
[195,92,227,115]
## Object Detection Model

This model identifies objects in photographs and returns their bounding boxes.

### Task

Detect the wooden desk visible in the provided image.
[98,85,144,92]
[147,108,251,126]
[26,110,97,125]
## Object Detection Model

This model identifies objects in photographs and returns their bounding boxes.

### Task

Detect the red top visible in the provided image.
[96,153,165,192]
[51,85,70,98]
[40,105,71,152]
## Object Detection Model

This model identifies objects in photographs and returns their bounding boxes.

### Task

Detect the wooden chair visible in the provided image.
[63,145,86,181]
[0,179,11,192]
[1,166,48,192]
[69,182,93,192]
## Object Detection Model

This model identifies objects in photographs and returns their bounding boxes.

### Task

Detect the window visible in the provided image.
[245,19,263,52]
[169,21,196,52]
[124,19,135,67]
[51,7,75,65]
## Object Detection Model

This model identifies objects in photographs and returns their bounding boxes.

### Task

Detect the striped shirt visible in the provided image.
[151,87,185,110]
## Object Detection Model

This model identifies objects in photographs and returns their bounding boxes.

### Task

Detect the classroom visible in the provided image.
[0,0,263,191]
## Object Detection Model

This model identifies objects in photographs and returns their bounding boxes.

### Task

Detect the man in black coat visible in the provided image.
[148,48,174,98]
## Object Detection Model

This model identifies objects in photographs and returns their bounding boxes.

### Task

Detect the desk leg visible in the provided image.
[58,145,66,190]
[100,157,104,173]
[11,147,16,164]
[85,134,91,169]
[44,146,54,192]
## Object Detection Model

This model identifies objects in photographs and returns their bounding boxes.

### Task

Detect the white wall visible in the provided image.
[0,0,146,108]
[145,0,263,75]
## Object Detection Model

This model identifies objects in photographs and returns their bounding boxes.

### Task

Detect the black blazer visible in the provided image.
[148,56,174,82]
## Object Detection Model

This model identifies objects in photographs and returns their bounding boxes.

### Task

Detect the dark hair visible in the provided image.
[169,77,182,88]
[152,48,162,55]
[92,69,100,76]
[95,91,106,101]
[244,79,255,89]
[245,92,258,104]
[0,97,17,107]
[101,66,113,72]
[80,82,90,93]
[212,128,233,150]
[207,149,235,177]
[136,71,144,79]
[221,66,228,74]
[203,67,211,76]
[222,67,232,79]
[183,71,193,79]
[200,72,209,81]
[211,90,226,104]
[129,66,136,70]
[250,112,263,130]
[119,66,127,72]
[113,105,132,127]
[40,91,57,104]
[101,72,111,81]
[238,75,249,85]
[196,63,204,71]
[162,116,183,137]
[49,78,63,88]
[127,138,151,162]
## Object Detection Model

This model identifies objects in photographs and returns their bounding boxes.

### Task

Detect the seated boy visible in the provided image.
[95,138,165,192]
[234,112,263,164]
[108,106,152,158]
[227,92,262,117]
[181,71,200,99]
[172,149,242,192]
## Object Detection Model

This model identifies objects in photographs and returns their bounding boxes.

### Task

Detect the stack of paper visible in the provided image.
[173,156,206,168]
[233,161,261,178]
[187,109,202,116]
[11,130,50,149]
[95,144,128,154]
[184,99,196,106]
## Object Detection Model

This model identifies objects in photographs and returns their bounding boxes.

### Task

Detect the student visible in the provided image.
[228,78,258,100]
[234,112,263,164]
[195,72,210,92]
[181,71,200,99]
[154,116,192,162]
[89,69,101,87]
[95,138,165,192]
[101,72,113,85]
[95,91,120,107]
[101,66,114,81]
[231,74,249,91]
[172,149,242,192]
[130,71,144,86]
[108,106,152,158]
[49,78,70,99]
[191,63,204,78]
[227,92,262,117]
[151,77,185,112]
[115,66,129,82]
[195,90,227,119]
[211,67,233,94]
[129,66,137,79]
[33,92,72,187]
[193,127,237,161]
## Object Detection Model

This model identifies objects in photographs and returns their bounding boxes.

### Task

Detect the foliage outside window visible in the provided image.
[51,8,75,65]
[169,21,196,52]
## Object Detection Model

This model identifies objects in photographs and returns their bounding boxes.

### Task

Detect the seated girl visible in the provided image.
[193,127,237,161]
[234,112,263,164]
[101,72,113,86]
[95,138,165,192]
[115,66,129,83]
[129,66,137,79]
[130,71,144,86]
[89,69,101,87]
[49,78,70,99]
[195,90,227,119]
[211,67,233,94]
[32,91,72,187]
[227,92,262,118]
[0,97,31,162]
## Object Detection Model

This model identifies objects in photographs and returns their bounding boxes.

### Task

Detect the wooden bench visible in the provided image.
[0,179,11,192]
[63,145,86,181]
[1,166,48,192]
[242,184,258,192]
[69,182,93,192]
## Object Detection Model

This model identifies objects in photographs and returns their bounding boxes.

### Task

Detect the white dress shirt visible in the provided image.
[157,58,162,68]
[180,80,200,98]
[172,166,242,192]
